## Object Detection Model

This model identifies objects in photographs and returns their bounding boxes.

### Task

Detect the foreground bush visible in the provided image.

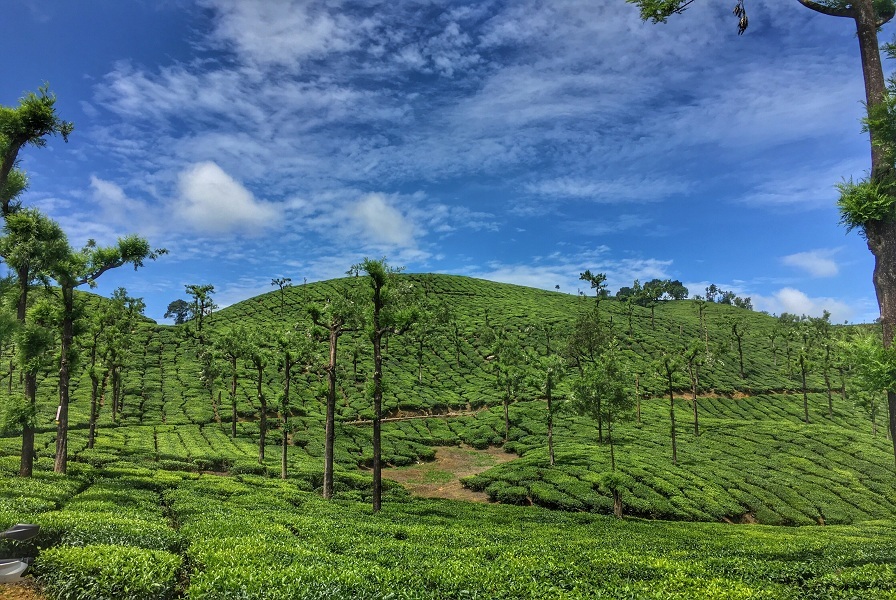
[36,543,181,600]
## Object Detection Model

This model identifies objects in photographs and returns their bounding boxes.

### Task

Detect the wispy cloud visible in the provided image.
[752,287,853,322]
[781,248,841,278]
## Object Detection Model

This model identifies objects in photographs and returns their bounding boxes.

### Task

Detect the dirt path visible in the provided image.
[385,445,517,502]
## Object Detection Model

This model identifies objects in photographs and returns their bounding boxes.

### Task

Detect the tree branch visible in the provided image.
[796,0,853,18]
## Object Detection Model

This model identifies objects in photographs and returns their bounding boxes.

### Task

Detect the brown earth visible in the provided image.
[385,445,517,502]
[0,580,44,600]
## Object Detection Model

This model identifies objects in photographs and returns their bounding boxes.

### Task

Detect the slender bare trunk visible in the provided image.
[372,287,384,513]
[324,330,339,499]
[546,371,554,466]
[668,371,677,466]
[54,286,74,474]
[257,363,266,463]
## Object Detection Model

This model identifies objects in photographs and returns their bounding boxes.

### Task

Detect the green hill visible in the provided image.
[3,273,896,598]
[1,273,893,525]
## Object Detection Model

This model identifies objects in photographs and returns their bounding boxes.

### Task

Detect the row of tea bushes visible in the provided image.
[4,468,896,598]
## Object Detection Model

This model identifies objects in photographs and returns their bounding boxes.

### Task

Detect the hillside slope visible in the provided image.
[1,273,893,524]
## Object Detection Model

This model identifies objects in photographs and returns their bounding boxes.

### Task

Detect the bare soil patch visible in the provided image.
[0,580,44,600]
[385,445,517,502]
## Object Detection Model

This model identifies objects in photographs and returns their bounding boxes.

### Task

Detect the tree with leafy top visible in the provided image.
[50,235,163,474]
[353,258,418,512]
[308,286,362,499]
[627,0,896,456]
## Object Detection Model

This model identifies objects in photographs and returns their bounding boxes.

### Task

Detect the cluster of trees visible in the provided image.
[625,0,896,480]
[167,259,419,512]
[699,284,753,311]
[0,87,162,477]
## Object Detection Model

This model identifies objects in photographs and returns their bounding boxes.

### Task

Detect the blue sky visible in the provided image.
[1,0,886,323]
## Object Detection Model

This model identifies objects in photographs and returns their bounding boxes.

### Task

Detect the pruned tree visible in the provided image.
[245,330,271,464]
[569,341,633,518]
[274,324,316,480]
[271,277,293,318]
[486,325,528,444]
[164,299,190,325]
[655,352,683,465]
[531,353,565,466]
[579,270,609,312]
[565,306,615,441]
[0,209,67,476]
[627,0,896,456]
[185,284,216,346]
[215,325,250,439]
[308,286,362,499]
[101,289,145,422]
[810,311,836,417]
[353,258,418,512]
[0,85,73,216]
[50,235,163,474]
[846,329,896,465]
[729,316,747,380]
[682,339,706,436]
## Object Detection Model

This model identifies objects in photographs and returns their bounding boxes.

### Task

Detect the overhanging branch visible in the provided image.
[796,0,853,18]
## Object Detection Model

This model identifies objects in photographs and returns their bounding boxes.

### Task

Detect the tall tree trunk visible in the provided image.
[54,287,74,474]
[689,363,699,437]
[801,359,810,425]
[281,358,291,480]
[608,410,615,472]
[230,357,238,439]
[546,371,555,467]
[503,385,510,443]
[668,371,677,466]
[88,373,99,449]
[19,375,36,477]
[16,266,34,477]
[324,330,339,499]
[372,288,384,513]
[854,0,896,465]
[257,364,266,463]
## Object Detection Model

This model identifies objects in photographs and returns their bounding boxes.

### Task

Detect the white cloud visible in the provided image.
[199,0,360,69]
[349,193,416,248]
[753,287,853,322]
[90,176,155,231]
[781,248,840,277]
[175,161,280,235]
[526,176,688,203]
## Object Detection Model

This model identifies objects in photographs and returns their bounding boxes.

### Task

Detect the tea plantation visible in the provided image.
[1,274,896,598]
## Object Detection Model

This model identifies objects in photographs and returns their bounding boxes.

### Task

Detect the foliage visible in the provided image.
[836,177,896,234]
[36,544,181,600]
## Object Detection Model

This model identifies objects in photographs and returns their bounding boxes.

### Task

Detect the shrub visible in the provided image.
[37,544,181,600]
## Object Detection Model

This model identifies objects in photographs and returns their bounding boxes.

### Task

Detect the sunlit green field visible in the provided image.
[1,274,895,598]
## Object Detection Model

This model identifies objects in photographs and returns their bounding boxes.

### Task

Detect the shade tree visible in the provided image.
[353,258,418,512]
[0,85,73,216]
[568,341,633,517]
[215,325,250,439]
[627,0,896,454]
[308,286,362,499]
[50,236,162,474]
[163,299,190,325]
[271,277,293,318]
[274,324,317,480]
[579,270,609,312]
[0,209,67,476]
[565,305,615,441]
[655,352,684,465]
